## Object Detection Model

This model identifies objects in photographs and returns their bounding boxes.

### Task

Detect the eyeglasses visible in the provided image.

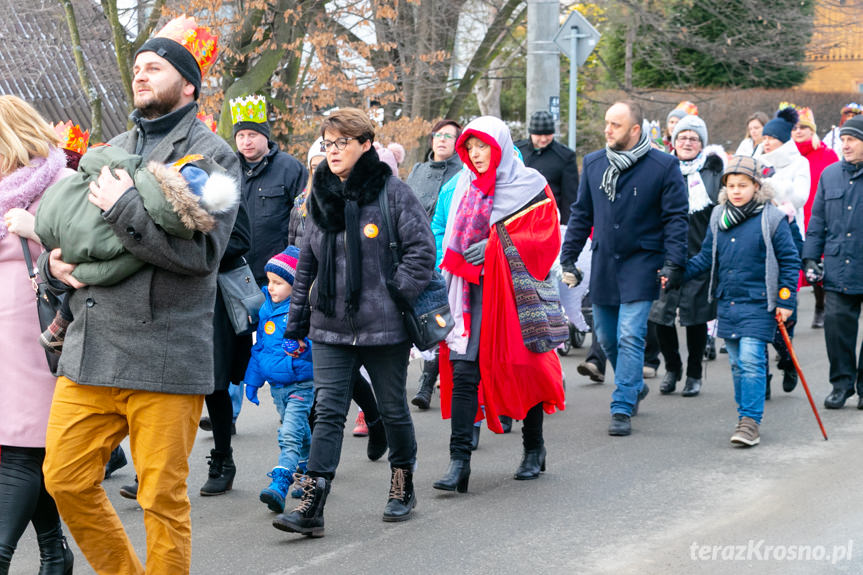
[320,137,356,152]
[675,136,701,144]
[432,132,456,141]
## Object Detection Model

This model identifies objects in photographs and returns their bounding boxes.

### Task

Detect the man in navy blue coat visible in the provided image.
[561,101,688,436]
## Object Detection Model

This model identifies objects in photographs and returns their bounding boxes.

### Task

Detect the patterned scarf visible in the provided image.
[0,147,66,241]
[679,153,711,214]
[719,199,764,230]
[447,177,495,314]
[601,131,651,202]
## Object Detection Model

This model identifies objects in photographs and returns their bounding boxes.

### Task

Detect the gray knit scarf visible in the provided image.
[601,131,651,202]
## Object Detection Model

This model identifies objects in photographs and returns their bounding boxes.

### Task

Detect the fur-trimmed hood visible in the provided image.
[309,148,392,232]
[702,145,727,173]
[718,177,776,205]
[148,161,239,233]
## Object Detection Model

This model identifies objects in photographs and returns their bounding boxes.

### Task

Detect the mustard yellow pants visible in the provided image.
[43,376,204,575]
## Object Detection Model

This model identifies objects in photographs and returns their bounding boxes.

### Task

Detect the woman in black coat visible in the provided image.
[277,108,435,536]
[649,115,724,397]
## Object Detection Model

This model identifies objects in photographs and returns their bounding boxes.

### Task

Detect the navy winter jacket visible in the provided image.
[686,205,799,342]
[562,147,689,305]
[244,287,313,388]
[802,161,863,295]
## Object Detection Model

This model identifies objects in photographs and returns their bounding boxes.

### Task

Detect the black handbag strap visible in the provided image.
[377,179,401,276]
[19,237,38,282]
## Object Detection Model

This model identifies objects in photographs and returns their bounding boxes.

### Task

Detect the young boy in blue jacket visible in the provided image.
[683,156,800,447]
[244,246,315,512]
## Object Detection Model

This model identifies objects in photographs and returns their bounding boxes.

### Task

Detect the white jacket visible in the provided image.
[756,139,810,233]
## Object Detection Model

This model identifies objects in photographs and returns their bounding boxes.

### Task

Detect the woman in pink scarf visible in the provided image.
[0,95,75,573]
[435,116,565,493]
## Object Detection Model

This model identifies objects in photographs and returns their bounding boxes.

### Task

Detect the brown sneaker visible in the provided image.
[730,417,760,447]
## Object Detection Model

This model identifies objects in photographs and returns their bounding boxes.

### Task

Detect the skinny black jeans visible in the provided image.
[0,446,62,564]
[449,360,544,460]
[307,342,415,479]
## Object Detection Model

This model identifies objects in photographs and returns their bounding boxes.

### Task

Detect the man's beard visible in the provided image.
[135,79,184,119]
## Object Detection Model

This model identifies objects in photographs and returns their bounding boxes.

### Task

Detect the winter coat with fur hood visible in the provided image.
[285,148,436,346]
[685,181,800,342]
[757,139,810,233]
[35,145,238,286]
[37,103,241,394]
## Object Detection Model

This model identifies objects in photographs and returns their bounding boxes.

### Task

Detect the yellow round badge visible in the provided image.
[264,321,276,335]
[779,287,791,300]
[364,223,379,238]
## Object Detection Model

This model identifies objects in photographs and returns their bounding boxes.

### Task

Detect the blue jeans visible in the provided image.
[724,337,767,424]
[229,382,243,423]
[270,381,314,471]
[593,301,653,415]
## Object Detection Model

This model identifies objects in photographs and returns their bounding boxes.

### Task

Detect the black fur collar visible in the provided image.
[310,148,392,232]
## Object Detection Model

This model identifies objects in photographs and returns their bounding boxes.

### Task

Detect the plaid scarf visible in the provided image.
[601,131,651,202]
[719,199,764,230]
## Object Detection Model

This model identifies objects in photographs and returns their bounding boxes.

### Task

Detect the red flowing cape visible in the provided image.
[440,188,566,433]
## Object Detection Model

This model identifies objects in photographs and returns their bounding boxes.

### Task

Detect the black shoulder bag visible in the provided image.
[20,238,62,374]
[378,183,454,351]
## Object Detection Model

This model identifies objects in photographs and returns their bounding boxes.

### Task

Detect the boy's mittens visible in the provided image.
[803,258,823,284]
[659,261,684,290]
[245,383,260,405]
[561,261,583,288]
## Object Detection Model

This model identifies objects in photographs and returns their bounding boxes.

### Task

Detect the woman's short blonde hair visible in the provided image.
[0,95,60,175]
[320,108,375,144]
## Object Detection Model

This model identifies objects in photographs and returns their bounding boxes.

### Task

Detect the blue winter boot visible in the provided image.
[290,461,308,499]
[260,466,292,512]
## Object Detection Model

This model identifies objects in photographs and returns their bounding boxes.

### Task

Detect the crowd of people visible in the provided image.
[2,13,863,574]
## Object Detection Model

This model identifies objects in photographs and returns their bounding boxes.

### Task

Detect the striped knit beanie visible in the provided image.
[265,246,300,285]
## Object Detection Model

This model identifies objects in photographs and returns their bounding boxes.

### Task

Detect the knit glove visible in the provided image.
[561,261,583,288]
[245,383,260,406]
[659,260,684,290]
[463,239,489,265]
[803,258,824,284]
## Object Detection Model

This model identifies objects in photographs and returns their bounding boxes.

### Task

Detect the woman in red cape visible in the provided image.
[434,116,565,493]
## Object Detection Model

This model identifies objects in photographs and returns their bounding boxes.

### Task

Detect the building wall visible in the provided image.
[800,0,863,93]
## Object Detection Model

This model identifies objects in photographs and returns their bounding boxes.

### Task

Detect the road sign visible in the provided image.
[553,11,600,67]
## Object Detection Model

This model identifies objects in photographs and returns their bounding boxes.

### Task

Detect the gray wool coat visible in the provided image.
[39,104,240,394]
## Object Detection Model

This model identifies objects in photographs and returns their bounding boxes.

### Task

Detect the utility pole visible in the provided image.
[526,0,560,132]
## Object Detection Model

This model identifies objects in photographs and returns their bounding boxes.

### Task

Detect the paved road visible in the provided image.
[13,294,863,574]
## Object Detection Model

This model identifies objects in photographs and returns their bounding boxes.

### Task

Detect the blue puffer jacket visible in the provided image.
[244,287,313,388]
[802,160,863,295]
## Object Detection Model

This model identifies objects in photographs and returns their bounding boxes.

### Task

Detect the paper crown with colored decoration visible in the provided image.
[778,101,815,130]
[52,121,90,155]
[674,100,699,116]
[155,15,218,77]
[197,112,217,132]
[229,95,268,125]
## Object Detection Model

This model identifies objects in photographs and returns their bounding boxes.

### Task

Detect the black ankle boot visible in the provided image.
[366,418,388,461]
[470,425,481,451]
[273,475,329,537]
[433,459,470,493]
[37,526,74,575]
[382,467,416,522]
[104,445,127,479]
[200,448,236,496]
[514,445,547,480]
[411,357,438,410]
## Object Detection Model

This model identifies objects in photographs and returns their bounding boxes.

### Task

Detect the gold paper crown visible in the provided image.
[229,95,268,125]
[155,15,218,77]
[52,121,90,156]
[197,112,217,132]
[778,102,815,130]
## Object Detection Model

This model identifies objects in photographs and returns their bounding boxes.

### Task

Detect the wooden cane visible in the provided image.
[776,316,828,440]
